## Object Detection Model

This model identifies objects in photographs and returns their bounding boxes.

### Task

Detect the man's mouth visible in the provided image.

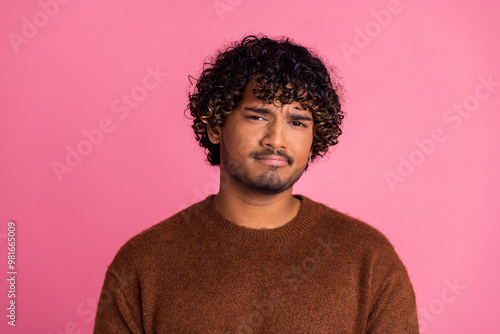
[255,155,289,167]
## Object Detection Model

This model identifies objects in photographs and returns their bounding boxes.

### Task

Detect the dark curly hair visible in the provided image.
[188,35,344,165]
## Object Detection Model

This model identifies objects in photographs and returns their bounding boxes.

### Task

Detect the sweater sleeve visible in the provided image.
[366,268,420,334]
[93,266,144,334]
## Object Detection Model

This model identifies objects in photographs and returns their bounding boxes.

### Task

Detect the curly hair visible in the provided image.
[188,35,344,165]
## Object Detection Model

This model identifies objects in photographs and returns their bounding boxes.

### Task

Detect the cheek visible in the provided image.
[222,128,255,158]
[292,132,314,156]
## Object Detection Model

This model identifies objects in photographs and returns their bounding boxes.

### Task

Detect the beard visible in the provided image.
[221,141,308,195]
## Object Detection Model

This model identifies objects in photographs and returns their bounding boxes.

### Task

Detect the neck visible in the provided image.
[213,173,301,229]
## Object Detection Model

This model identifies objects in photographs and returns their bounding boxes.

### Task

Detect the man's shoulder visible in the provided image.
[108,197,212,267]
[134,197,211,241]
[302,196,401,259]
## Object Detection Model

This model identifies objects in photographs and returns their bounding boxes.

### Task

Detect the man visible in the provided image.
[94,35,419,333]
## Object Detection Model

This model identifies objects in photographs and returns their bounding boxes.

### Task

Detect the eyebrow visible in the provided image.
[244,106,313,121]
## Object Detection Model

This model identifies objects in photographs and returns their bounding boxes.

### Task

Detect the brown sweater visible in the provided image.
[94,195,419,333]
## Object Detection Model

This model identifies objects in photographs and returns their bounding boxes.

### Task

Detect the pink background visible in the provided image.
[1,0,499,333]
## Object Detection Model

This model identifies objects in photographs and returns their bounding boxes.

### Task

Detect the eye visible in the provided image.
[245,115,266,121]
[290,121,307,128]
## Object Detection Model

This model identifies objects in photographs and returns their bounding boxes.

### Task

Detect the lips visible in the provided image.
[255,155,288,166]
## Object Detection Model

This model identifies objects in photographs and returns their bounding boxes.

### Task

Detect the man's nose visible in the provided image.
[261,120,287,150]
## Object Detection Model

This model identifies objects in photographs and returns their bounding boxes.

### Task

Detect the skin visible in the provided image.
[207,80,314,229]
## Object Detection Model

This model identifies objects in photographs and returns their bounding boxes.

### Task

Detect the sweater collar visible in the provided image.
[197,194,319,248]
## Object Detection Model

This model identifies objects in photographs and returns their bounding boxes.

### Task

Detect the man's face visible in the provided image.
[209,81,314,195]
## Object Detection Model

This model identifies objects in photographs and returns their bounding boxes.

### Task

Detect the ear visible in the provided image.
[207,126,222,145]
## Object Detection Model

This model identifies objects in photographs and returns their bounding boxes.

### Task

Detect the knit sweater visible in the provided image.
[94,195,419,333]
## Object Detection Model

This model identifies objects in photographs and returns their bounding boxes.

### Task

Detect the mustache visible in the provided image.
[249,148,294,165]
